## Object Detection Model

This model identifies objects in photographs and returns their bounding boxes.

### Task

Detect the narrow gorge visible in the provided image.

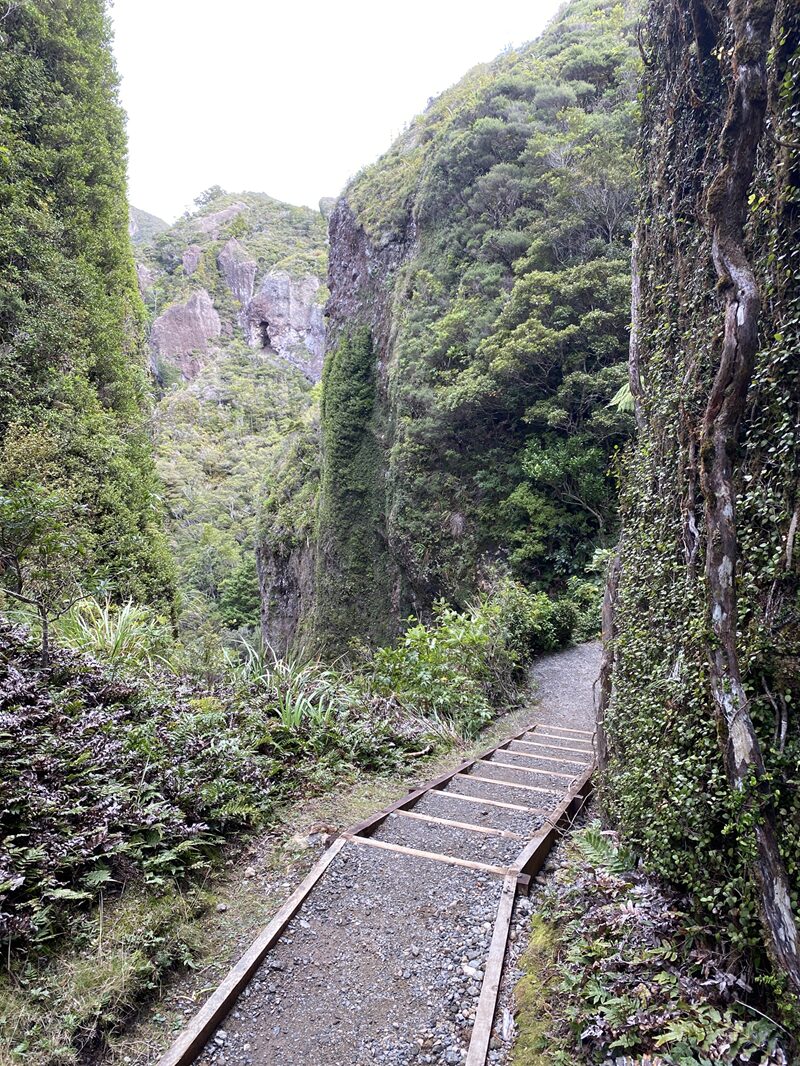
[0,0,798,1063]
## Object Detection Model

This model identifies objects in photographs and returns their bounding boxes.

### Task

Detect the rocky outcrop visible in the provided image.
[150,289,221,380]
[218,238,257,307]
[245,272,325,381]
[256,539,315,657]
[319,196,336,221]
[136,262,155,298]
[192,201,246,237]
[325,198,416,365]
[182,245,203,275]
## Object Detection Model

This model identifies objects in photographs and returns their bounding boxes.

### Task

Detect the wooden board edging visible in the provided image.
[155,837,347,1066]
[344,723,535,838]
[513,763,594,890]
[465,761,595,1066]
[464,872,518,1066]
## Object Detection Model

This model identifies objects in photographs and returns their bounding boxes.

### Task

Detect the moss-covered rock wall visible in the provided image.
[604,0,800,997]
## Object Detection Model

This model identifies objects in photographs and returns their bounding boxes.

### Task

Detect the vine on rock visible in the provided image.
[603,0,800,1007]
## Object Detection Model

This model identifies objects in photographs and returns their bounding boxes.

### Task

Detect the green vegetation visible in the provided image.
[369,578,575,737]
[130,188,327,645]
[0,0,174,612]
[154,344,316,643]
[313,0,638,648]
[602,0,800,1010]
[315,327,391,650]
[513,825,790,1064]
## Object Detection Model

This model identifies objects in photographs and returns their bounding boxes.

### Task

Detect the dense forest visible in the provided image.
[0,0,798,1062]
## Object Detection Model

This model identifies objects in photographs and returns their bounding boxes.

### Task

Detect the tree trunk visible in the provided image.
[699,0,800,989]
[596,551,621,772]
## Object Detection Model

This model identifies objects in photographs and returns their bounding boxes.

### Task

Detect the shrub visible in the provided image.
[563,576,601,642]
[369,603,497,737]
[513,823,792,1064]
[490,577,576,660]
[56,598,171,673]
[367,581,576,737]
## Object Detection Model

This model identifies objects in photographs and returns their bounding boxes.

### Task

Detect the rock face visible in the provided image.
[192,201,247,237]
[245,272,325,381]
[182,245,203,275]
[150,289,221,380]
[256,539,315,657]
[310,197,417,651]
[325,197,416,368]
[135,262,155,298]
[218,238,257,307]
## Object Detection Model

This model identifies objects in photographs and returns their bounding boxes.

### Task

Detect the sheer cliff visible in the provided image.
[602,0,800,993]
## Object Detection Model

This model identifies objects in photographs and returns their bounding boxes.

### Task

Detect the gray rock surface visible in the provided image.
[150,289,222,380]
[245,272,325,381]
[256,537,315,658]
[193,201,247,237]
[218,238,258,307]
[135,261,155,298]
[182,245,203,275]
[325,196,417,362]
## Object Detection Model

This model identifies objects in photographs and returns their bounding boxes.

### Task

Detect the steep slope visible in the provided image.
[0,0,173,608]
[128,205,169,245]
[133,191,327,641]
[602,0,800,992]
[301,0,640,652]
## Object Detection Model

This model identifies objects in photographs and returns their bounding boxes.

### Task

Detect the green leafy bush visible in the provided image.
[513,824,792,1065]
[369,604,498,737]
[490,578,577,660]
[367,580,575,737]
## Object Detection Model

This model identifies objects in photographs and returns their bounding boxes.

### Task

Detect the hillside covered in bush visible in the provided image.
[285,0,640,653]
[131,190,328,651]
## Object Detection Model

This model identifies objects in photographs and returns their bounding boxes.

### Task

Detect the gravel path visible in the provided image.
[188,642,600,1066]
[527,642,599,734]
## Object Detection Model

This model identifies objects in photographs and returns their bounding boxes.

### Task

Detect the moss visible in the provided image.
[313,327,393,652]
[512,916,574,1065]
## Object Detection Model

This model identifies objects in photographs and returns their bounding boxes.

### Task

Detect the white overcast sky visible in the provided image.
[110,0,564,222]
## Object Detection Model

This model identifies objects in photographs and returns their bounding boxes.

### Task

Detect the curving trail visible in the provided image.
[159,643,600,1066]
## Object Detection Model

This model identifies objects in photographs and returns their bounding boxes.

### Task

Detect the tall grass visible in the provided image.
[56,598,170,672]
[228,635,356,729]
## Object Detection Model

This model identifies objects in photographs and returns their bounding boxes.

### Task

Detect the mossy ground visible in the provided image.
[511,916,574,1065]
